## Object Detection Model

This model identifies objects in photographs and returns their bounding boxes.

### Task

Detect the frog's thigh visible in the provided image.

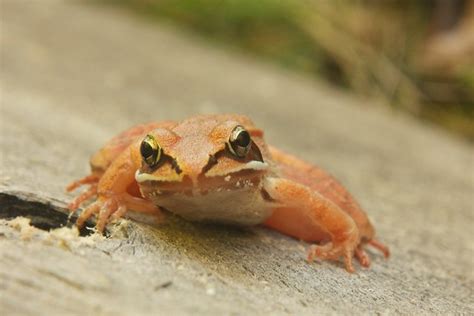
[263,177,358,243]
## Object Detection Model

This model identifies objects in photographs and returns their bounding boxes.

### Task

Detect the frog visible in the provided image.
[67,114,389,272]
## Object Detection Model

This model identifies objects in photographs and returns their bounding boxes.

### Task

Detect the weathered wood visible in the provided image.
[0,1,473,314]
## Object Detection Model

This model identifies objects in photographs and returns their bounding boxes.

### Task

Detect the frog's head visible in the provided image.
[133,115,269,209]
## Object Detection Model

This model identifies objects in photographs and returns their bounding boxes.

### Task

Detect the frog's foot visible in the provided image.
[76,194,162,233]
[307,231,360,273]
[307,243,356,273]
[76,197,123,233]
[307,238,389,272]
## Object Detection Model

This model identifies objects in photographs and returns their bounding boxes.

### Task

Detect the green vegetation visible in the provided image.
[104,0,474,140]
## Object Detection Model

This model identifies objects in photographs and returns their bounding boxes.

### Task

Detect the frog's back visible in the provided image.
[172,114,257,136]
[171,114,272,164]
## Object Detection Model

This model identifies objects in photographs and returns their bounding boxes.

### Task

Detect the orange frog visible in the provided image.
[67,114,389,272]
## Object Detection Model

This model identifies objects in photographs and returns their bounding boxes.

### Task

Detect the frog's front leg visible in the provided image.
[72,145,161,233]
[264,177,361,272]
[66,122,170,212]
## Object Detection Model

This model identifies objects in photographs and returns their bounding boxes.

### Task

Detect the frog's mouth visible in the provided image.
[135,161,268,198]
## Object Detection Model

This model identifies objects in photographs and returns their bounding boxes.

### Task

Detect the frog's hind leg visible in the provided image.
[266,146,389,272]
[264,177,360,273]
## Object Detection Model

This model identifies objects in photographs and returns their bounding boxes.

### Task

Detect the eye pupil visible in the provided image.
[140,141,154,159]
[235,130,250,147]
[229,126,252,158]
[140,135,161,166]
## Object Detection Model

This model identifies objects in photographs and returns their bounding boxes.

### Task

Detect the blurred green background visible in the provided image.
[104,0,474,140]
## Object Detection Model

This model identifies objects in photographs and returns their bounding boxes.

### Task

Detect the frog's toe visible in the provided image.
[76,200,102,229]
[354,246,371,268]
[308,242,357,273]
[368,239,390,258]
[96,199,126,233]
[66,174,100,192]
[307,231,360,273]
[67,184,98,211]
[307,242,336,261]
[75,197,126,234]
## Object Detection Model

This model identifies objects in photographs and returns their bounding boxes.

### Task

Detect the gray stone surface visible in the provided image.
[0,0,473,315]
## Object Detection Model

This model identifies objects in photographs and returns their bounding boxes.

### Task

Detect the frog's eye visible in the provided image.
[140,134,162,167]
[228,125,251,158]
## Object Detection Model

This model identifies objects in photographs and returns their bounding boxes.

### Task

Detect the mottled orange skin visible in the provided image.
[67,114,389,272]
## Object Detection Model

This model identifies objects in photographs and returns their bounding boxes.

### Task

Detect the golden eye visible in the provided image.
[140,134,162,167]
[228,125,251,158]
